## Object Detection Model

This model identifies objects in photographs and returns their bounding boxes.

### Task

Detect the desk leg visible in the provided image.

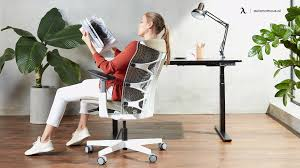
[112,119,118,139]
[215,65,232,142]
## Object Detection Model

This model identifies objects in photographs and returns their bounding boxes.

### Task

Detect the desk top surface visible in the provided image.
[169,57,242,66]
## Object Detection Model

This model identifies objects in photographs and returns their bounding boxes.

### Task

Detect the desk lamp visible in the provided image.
[191,2,229,59]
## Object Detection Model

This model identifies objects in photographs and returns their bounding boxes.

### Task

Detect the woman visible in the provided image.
[24,12,170,156]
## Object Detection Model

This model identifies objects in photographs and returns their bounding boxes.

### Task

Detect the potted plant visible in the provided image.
[0,8,84,124]
[249,6,300,106]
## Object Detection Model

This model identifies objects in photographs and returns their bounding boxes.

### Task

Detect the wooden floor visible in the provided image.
[0,114,300,168]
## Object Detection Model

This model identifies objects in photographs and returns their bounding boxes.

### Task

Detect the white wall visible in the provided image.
[0,0,291,115]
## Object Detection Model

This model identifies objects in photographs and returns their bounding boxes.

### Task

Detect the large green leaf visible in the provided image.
[273,69,281,78]
[265,43,271,55]
[273,59,296,68]
[294,68,300,80]
[286,6,300,21]
[47,49,81,84]
[0,48,15,73]
[248,46,261,57]
[1,26,35,39]
[272,36,280,47]
[260,29,271,35]
[38,8,65,42]
[282,40,300,56]
[296,81,300,89]
[275,82,290,90]
[260,29,275,41]
[252,35,267,45]
[292,24,300,35]
[45,25,84,49]
[297,41,300,50]
[282,27,293,40]
[271,24,288,38]
[275,89,287,97]
[295,16,300,27]
[257,49,263,60]
[274,79,296,106]
[15,37,47,73]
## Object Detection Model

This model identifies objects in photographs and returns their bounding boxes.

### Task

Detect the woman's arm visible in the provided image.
[81,30,138,74]
[93,41,138,74]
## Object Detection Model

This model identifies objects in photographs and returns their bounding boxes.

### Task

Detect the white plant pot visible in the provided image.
[30,86,57,124]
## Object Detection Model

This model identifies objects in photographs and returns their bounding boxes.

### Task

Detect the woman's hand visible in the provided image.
[110,47,118,54]
[81,31,97,55]
[81,31,92,47]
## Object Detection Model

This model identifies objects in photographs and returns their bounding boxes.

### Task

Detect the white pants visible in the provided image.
[46,79,113,127]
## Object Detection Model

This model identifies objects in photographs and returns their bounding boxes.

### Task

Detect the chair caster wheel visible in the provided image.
[149,154,157,163]
[97,156,107,165]
[158,142,167,150]
[85,145,93,153]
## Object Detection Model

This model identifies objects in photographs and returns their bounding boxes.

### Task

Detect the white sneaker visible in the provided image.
[66,127,91,146]
[24,136,54,156]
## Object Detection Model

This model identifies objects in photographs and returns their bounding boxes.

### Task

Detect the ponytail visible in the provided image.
[144,12,171,65]
[162,27,171,65]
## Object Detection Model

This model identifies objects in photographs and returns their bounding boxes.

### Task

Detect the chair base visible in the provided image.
[86,138,163,156]
[85,120,167,165]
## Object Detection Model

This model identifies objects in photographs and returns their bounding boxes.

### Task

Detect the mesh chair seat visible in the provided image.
[81,98,142,120]
[81,98,122,112]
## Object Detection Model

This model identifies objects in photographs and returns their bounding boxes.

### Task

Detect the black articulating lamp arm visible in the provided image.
[205,11,229,59]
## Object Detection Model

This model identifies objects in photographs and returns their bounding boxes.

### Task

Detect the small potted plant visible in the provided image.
[0,8,84,124]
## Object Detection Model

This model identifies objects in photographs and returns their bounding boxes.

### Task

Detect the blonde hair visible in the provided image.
[145,12,171,65]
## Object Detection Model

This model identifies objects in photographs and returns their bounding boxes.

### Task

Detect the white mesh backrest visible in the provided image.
[120,42,166,118]
[141,51,166,118]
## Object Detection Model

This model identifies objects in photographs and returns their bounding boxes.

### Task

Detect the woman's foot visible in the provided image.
[24,136,54,156]
[66,127,91,146]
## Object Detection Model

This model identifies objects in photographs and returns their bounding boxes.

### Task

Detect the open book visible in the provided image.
[80,16,117,53]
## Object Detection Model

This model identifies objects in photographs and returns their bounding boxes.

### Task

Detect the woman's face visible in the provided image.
[138,15,153,37]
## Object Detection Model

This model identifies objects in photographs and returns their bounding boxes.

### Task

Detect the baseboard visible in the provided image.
[267,98,300,137]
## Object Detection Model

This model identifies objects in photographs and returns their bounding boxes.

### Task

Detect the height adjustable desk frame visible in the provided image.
[169,58,242,142]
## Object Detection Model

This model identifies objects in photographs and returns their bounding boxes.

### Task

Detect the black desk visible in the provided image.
[169,57,242,142]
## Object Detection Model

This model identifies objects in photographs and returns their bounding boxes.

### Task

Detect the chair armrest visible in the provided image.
[88,70,115,80]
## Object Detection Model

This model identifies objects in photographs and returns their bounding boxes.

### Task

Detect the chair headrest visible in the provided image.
[140,39,167,53]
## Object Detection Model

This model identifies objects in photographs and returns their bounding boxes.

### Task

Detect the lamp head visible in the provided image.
[191,2,206,20]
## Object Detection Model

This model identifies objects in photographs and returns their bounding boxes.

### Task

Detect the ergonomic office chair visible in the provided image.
[80,40,167,165]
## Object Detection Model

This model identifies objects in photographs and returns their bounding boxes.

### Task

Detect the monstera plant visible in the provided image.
[0,7,84,87]
[248,6,300,106]
[0,8,84,124]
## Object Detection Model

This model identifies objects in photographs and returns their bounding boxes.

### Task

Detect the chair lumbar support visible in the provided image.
[84,121,167,165]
